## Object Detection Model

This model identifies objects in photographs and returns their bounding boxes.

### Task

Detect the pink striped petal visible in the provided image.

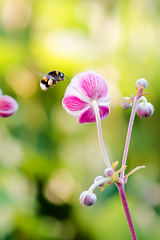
[99,106,110,120]
[78,105,110,124]
[62,95,88,111]
[0,95,19,117]
[78,107,96,123]
[64,73,90,102]
[79,71,109,100]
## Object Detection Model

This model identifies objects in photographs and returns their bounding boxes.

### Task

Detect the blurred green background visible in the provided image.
[0,0,160,239]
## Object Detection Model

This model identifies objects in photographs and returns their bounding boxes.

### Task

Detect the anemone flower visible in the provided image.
[0,89,19,117]
[62,70,111,168]
[62,70,110,124]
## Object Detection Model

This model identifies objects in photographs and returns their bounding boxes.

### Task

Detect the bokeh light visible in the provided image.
[0,0,160,239]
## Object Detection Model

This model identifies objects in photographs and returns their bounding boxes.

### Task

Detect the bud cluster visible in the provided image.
[121,78,154,118]
[79,164,126,206]
[79,169,113,206]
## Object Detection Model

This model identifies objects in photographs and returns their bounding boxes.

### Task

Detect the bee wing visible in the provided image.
[35,71,57,81]
[46,75,57,81]
[35,71,47,77]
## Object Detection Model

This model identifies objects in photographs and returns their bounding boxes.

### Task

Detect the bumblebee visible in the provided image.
[37,70,70,91]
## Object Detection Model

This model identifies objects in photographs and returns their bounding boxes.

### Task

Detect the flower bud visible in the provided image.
[135,78,148,89]
[94,175,104,187]
[79,191,97,207]
[136,102,154,118]
[104,168,114,177]
[120,97,133,109]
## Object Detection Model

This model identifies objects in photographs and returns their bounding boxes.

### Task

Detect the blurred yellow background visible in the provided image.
[0,0,160,239]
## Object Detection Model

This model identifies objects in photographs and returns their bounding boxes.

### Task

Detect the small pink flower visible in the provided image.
[0,89,19,117]
[62,71,110,123]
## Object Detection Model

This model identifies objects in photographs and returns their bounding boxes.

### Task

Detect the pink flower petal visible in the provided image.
[79,71,109,100]
[62,95,88,111]
[99,106,110,120]
[97,95,110,107]
[78,107,96,123]
[78,105,110,124]
[64,71,109,102]
[0,95,19,117]
[64,73,90,103]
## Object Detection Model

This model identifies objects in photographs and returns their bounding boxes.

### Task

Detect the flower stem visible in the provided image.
[88,177,112,193]
[121,97,139,179]
[117,182,137,240]
[92,100,111,168]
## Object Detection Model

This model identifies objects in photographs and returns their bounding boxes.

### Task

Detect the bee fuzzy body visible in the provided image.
[40,70,65,91]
